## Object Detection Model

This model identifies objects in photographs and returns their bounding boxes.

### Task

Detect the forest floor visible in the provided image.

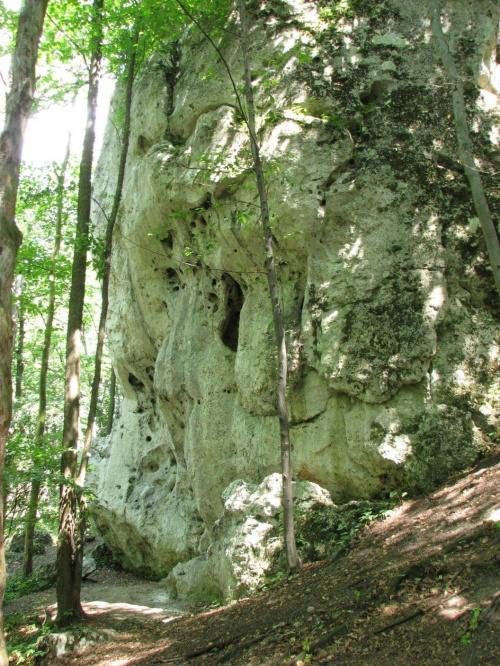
[4,445,500,666]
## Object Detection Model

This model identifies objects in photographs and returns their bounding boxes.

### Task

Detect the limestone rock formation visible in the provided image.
[90,0,500,595]
[164,474,335,602]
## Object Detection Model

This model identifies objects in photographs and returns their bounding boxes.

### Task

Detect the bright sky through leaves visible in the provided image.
[1,0,114,166]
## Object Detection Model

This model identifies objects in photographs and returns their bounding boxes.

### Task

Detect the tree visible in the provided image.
[174,0,300,571]
[236,0,300,573]
[56,0,104,626]
[430,0,500,300]
[0,0,49,659]
[54,0,186,625]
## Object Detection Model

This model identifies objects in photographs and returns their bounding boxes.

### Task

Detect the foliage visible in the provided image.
[4,614,50,665]
[4,566,55,604]
[461,607,481,645]
[266,495,405,586]
[5,161,112,540]
[296,498,397,560]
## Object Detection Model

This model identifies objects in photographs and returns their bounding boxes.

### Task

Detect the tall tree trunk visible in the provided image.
[430,1,500,300]
[14,305,25,399]
[73,31,138,587]
[12,275,26,400]
[0,0,49,660]
[237,0,300,573]
[23,138,71,577]
[56,0,103,627]
[106,368,116,435]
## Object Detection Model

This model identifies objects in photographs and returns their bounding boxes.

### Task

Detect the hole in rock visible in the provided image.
[137,135,152,155]
[161,233,173,250]
[128,373,145,390]
[221,274,244,352]
[202,193,212,210]
[359,80,392,105]
[146,436,152,442]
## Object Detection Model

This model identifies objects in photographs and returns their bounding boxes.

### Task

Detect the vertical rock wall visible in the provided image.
[90,0,500,582]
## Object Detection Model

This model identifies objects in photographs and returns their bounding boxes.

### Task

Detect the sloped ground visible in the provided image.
[6,445,500,666]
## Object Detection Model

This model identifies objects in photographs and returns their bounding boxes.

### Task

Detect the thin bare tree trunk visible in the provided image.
[72,32,138,587]
[430,1,500,300]
[237,0,300,573]
[174,0,300,572]
[23,136,71,577]
[14,297,25,400]
[56,0,103,627]
[0,0,49,660]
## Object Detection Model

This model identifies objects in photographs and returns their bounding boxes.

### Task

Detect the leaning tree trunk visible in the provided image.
[0,0,49,660]
[430,1,500,300]
[73,30,138,588]
[56,0,103,627]
[23,137,71,577]
[237,0,300,573]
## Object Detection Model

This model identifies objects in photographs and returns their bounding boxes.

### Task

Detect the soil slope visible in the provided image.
[6,445,500,666]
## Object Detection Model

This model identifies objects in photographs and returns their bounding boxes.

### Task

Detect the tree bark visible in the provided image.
[0,0,49,660]
[56,0,103,627]
[23,138,71,577]
[237,0,300,573]
[430,1,500,300]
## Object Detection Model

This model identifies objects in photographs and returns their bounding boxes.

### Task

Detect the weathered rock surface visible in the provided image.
[90,0,500,595]
[164,474,336,602]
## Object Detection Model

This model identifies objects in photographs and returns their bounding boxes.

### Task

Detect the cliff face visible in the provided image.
[90,0,500,586]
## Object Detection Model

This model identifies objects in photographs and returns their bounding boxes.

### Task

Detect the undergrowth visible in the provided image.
[5,568,55,604]
[4,613,50,665]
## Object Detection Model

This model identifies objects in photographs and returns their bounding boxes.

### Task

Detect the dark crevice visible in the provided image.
[137,135,152,155]
[128,373,145,390]
[359,80,393,105]
[161,233,173,251]
[221,274,244,352]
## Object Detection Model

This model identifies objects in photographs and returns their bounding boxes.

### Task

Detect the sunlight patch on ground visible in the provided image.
[483,507,500,522]
[438,594,468,620]
[84,600,167,616]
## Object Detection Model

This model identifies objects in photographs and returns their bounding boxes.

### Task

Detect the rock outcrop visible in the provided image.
[90,0,500,596]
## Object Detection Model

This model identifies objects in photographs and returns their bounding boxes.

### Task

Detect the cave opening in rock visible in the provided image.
[220,274,244,352]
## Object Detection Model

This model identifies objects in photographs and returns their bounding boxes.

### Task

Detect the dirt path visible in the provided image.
[4,567,189,621]
[5,446,500,665]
